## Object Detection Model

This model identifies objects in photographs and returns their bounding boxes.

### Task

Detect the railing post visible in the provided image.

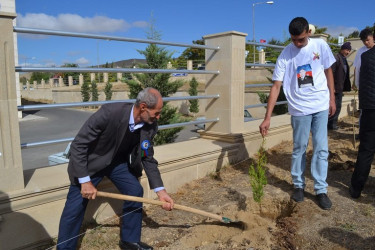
[68,76,73,86]
[79,73,83,86]
[117,72,122,82]
[203,31,247,135]
[0,11,24,191]
[58,76,63,87]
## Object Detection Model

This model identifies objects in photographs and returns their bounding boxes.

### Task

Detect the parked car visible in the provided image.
[48,142,71,166]
[195,110,254,130]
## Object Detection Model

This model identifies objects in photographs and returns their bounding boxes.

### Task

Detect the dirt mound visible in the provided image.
[47,114,375,249]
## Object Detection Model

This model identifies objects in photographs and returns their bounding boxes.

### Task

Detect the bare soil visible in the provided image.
[49,114,375,250]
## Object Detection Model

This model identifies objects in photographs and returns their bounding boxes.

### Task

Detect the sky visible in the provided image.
[12,0,375,68]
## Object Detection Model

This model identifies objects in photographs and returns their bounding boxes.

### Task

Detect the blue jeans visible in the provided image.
[291,109,329,194]
[57,162,143,249]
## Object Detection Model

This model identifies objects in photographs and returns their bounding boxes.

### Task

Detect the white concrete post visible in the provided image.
[117,72,122,82]
[103,72,108,83]
[41,79,45,88]
[90,73,95,82]
[33,80,37,89]
[0,11,24,191]
[68,76,73,86]
[203,31,247,134]
[79,73,83,86]
[187,60,193,70]
[167,61,172,69]
[259,49,265,64]
[49,78,53,88]
[58,76,63,87]
[26,80,30,90]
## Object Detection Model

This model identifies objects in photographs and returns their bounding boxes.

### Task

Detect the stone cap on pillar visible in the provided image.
[0,12,17,19]
[204,31,248,40]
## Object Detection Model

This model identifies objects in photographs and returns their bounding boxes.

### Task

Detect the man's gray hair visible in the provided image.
[135,87,160,108]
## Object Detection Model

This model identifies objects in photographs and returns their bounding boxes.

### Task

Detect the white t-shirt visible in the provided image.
[273,38,336,116]
[353,46,369,88]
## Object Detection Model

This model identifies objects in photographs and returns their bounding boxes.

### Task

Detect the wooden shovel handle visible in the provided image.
[96,191,223,222]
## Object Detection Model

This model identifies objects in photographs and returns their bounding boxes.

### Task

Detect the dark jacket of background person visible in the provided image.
[359,46,375,109]
[331,53,351,93]
[68,102,163,189]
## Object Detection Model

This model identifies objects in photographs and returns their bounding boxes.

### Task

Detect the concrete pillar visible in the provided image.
[90,73,95,82]
[68,76,73,86]
[117,72,122,82]
[187,60,193,70]
[41,79,45,88]
[78,73,83,85]
[203,31,247,134]
[49,78,53,88]
[33,80,37,89]
[310,33,329,42]
[103,72,108,83]
[259,49,265,64]
[0,11,24,191]
[58,76,63,87]
[26,80,30,90]
[167,61,172,69]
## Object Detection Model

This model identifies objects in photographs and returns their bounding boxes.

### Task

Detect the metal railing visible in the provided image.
[14,27,220,51]
[14,27,222,149]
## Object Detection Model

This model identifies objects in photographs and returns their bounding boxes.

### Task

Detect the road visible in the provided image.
[19,108,198,170]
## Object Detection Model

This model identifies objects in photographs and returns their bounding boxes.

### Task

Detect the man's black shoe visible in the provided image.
[119,240,153,250]
[349,186,361,199]
[292,188,304,202]
[317,193,332,210]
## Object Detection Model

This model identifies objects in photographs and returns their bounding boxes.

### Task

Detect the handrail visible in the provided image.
[245,101,288,109]
[246,41,285,49]
[21,118,220,148]
[15,66,220,75]
[245,83,273,88]
[18,95,220,111]
[14,27,220,51]
[246,63,275,67]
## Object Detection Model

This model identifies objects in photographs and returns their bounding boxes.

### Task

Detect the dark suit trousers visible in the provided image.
[57,163,143,249]
[351,109,375,192]
[328,92,343,129]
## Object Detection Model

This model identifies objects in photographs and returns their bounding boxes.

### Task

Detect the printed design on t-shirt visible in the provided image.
[297,64,314,88]
[313,52,320,60]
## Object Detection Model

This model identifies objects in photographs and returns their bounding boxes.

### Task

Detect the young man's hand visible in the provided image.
[259,118,271,137]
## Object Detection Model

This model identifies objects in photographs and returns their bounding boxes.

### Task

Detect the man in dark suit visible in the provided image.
[57,87,174,250]
[350,45,375,199]
[328,42,352,130]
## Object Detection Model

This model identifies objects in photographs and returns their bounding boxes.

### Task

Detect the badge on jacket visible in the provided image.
[141,140,150,157]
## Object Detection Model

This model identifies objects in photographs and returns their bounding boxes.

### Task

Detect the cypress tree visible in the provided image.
[188,77,199,114]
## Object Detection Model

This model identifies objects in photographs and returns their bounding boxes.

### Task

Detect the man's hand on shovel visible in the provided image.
[81,181,97,200]
[156,189,174,211]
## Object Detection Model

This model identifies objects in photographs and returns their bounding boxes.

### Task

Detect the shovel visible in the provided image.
[97,191,244,227]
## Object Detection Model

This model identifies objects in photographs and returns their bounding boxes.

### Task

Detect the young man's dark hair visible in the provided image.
[289,17,309,36]
[360,28,373,41]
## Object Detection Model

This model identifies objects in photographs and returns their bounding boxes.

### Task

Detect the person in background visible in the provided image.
[57,87,174,250]
[328,42,352,130]
[259,17,336,210]
[350,43,375,199]
[353,28,374,139]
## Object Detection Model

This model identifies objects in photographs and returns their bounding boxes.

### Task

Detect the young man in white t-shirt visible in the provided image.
[259,17,336,210]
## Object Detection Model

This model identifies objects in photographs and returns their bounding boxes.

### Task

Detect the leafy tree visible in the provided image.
[175,39,205,69]
[104,81,113,101]
[126,18,184,145]
[81,79,91,102]
[30,72,52,84]
[348,30,359,38]
[188,77,199,114]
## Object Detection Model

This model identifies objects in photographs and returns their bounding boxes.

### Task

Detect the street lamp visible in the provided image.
[252,1,274,63]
